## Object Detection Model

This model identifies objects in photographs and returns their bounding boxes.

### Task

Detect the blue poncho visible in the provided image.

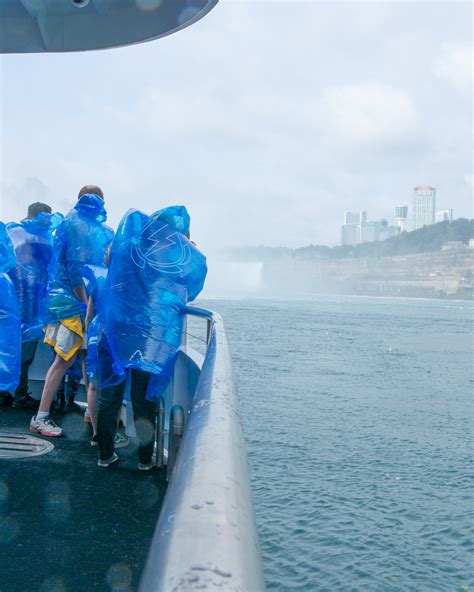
[46,194,114,322]
[83,265,118,384]
[7,212,63,342]
[0,223,21,393]
[100,207,207,396]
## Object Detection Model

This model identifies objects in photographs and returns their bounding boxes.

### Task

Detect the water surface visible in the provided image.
[201,296,473,592]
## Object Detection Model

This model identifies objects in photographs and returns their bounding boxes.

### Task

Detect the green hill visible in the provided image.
[231,219,474,261]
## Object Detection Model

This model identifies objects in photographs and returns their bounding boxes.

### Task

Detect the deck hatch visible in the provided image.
[0,432,54,459]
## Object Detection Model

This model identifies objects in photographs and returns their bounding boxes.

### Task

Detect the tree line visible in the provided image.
[229,218,474,261]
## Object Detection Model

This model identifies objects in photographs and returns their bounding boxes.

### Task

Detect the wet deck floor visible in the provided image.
[0,407,167,592]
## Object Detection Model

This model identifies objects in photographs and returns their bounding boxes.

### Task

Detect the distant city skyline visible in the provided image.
[340,183,461,245]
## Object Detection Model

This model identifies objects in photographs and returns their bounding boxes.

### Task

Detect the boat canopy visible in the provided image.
[0,0,218,53]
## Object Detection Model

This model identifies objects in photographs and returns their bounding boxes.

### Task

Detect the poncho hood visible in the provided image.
[20,212,64,234]
[151,205,190,235]
[74,193,107,223]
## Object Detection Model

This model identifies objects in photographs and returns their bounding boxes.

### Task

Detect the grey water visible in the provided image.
[201,296,473,592]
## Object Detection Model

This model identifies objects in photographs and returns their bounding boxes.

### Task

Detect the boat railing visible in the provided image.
[139,306,265,591]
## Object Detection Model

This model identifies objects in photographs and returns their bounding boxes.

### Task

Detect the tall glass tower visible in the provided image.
[412,186,436,230]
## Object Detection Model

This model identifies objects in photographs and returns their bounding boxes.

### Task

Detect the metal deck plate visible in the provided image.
[0,432,54,459]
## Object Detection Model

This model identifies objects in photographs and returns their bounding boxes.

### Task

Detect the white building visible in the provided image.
[360,219,398,243]
[412,186,436,230]
[341,211,398,245]
[436,209,453,223]
[395,205,408,231]
[341,211,367,246]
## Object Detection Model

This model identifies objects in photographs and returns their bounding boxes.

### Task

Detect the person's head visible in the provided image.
[26,202,52,220]
[78,185,104,201]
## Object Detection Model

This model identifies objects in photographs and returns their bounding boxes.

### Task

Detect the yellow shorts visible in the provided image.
[44,317,86,362]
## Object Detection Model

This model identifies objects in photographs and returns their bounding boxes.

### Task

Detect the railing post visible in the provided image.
[155,396,165,468]
[206,317,212,345]
[167,404,184,480]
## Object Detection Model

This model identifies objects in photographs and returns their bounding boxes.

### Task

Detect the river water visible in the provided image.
[201,296,473,592]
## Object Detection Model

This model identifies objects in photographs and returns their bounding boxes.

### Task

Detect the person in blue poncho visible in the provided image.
[6,202,63,410]
[83,264,129,450]
[30,186,114,438]
[0,223,21,402]
[96,205,207,468]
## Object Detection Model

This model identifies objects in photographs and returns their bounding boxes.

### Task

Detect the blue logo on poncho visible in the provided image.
[131,220,191,275]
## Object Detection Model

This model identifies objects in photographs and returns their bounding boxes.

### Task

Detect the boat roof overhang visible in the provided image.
[0,0,218,53]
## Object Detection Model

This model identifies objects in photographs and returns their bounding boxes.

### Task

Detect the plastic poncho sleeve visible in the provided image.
[100,208,207,396]
[0,222,20,392]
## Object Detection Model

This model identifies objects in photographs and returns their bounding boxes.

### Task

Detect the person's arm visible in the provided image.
[73,284,88,306]
[84,295,95,330]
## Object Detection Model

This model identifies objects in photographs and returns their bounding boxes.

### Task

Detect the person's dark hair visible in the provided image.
[26,202,52,220]
[78,185,104,200]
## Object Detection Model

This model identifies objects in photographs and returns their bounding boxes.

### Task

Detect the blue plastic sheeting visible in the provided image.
[0,221,16,273]
[0,222,21,393]
[152,205,190,236]
[47,194,114,322]
[82,265,108,314]
[100,208,207,397]
[87,325,123,387]
[83,265,122,386]
[7,212,63,342]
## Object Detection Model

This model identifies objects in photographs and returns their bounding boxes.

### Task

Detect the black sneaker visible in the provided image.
[12,394,39,410]
[0,392,12,407]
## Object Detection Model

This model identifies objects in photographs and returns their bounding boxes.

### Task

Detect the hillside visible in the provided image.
[230,218,474,261]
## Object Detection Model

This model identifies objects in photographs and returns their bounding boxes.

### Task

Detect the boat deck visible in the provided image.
[0,406,167,592]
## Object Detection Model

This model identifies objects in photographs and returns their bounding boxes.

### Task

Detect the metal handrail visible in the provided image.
[139,306,265,592]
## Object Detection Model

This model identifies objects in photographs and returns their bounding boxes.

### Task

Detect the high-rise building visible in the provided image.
[341,211,367,245]
[412,186,436,230]
[395,205,408,231]
[436,209,453,223]
[341,224,359,246]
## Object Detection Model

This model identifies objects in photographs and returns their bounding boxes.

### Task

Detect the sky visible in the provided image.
[0,1,472,249]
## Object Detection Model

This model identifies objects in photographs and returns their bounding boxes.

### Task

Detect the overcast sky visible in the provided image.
[0,1,472,248]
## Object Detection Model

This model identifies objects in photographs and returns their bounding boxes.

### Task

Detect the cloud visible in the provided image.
[0,2,471,247]
[316,83,419,146]
[432,43,473,91]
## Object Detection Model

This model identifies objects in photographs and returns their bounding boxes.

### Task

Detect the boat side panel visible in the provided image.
[140,310,266,592]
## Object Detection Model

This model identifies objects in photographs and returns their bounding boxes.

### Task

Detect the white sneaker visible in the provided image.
[98,452,119,467]
[138,461,155,471]
[30,415,63,437]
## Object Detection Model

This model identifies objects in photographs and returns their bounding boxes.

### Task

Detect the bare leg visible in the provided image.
[87,379,99,436]
[38,354,76,414]
[81,354,89,391]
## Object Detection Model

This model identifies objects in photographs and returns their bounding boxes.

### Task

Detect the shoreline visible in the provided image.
[200,292,474,304]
